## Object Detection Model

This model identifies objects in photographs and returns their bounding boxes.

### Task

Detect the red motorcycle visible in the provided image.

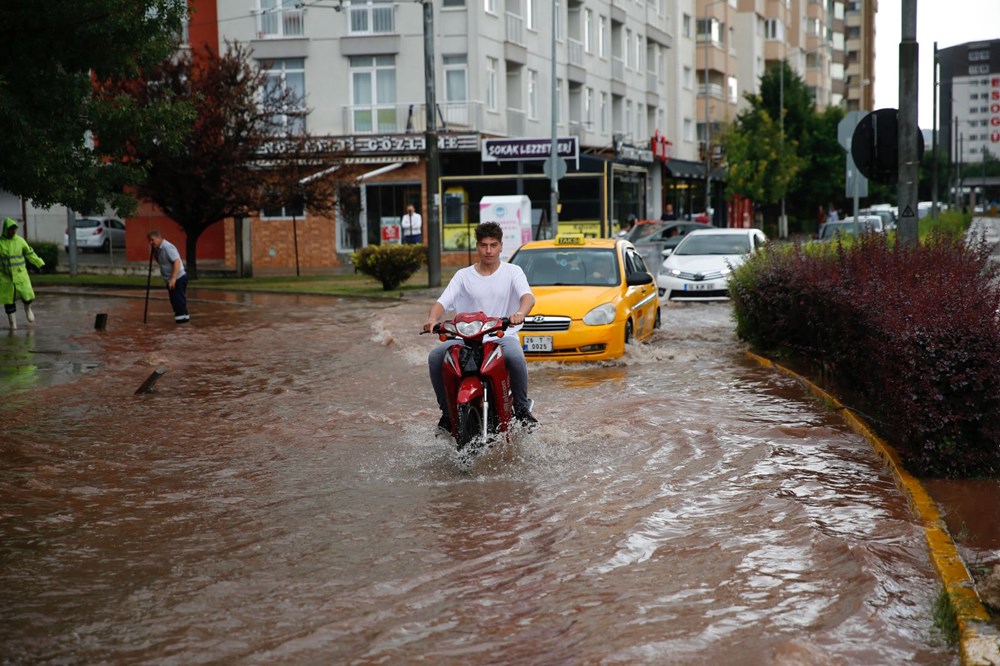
[430,311,521,457]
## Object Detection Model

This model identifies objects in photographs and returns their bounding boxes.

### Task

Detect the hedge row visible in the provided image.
[730,232,1000,477]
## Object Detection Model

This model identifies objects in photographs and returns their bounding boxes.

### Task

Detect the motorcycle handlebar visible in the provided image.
[422,317,511,336]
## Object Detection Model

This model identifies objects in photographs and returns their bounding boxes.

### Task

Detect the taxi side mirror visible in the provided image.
[626,272,653,286]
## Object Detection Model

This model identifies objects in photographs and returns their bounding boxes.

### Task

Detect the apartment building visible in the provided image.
[190,0,716,271]
[937,39,1000,206]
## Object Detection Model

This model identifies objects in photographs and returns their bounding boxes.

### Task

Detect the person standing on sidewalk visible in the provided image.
[1,217,45,330]
[400,204,423,245]
[148,230,189,324]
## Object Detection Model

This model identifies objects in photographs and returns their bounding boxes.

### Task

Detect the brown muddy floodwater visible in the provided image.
[0,289,961,664]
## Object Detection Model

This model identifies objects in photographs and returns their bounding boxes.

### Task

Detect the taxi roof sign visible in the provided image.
[554,234,586,245]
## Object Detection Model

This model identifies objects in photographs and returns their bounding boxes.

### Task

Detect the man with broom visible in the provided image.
[147,230,189,324]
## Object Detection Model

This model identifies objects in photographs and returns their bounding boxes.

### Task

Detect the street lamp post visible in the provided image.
[421,0,441,287]
[702,0,725,221]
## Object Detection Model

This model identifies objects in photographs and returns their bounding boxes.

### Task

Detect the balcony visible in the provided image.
[568,37,584,66]
[348,0,395,35]
[505,12,525,46]
[506,108,526,136]
[257,6,304,38]
[342,101,484,135]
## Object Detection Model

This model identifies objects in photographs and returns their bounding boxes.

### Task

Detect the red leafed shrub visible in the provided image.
[731,233,1000,477]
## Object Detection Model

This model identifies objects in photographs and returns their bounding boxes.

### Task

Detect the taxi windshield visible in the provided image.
[513,248,620,287]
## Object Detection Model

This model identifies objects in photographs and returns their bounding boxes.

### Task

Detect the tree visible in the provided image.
[106,42,343,278]
[725,105,804,216]
[0,0,189,215]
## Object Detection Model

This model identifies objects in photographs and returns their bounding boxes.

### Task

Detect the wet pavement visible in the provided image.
[0,287,970,664]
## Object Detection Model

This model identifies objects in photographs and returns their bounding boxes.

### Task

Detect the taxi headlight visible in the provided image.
[583,303,617,326]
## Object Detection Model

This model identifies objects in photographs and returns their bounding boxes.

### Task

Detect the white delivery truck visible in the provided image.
[479,195,532,261]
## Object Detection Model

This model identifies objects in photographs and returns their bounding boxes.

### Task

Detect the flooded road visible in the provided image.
[1,291,956,664]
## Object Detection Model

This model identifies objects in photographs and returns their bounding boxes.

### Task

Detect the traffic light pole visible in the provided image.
[897,0,919,246]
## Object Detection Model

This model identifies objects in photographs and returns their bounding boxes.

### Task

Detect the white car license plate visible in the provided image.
[523,336,553,352]
[684,282,719,291]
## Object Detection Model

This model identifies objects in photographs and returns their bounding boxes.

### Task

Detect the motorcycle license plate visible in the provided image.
[523,336,553,352]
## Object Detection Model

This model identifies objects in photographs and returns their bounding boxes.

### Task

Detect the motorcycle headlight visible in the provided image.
[456,320,484,336]
[583,303,617,326]
[442,322,459,335]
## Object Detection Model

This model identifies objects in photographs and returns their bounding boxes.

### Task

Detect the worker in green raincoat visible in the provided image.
[1,217,45,329]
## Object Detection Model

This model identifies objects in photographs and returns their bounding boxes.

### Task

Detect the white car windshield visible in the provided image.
[675,235,750,256]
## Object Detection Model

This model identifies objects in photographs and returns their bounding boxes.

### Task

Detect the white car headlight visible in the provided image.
[583,303,617,326]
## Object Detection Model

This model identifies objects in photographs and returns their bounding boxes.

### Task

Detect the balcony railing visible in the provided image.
[506,108,526,136]
[698,83,725,99]
[342,101,484,134]
[257,6,304,38]
[568,38,584,66]
[505,12,524,46]
[612,56,625,81]
[348,0,395,35]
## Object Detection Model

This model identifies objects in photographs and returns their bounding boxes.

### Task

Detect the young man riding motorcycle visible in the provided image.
[423,221,538,431]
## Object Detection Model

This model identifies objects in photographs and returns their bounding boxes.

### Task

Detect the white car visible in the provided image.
[64,216,127,252]
[656,228,768,301]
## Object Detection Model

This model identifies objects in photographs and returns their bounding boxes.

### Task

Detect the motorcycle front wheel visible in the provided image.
[456,402,485,453]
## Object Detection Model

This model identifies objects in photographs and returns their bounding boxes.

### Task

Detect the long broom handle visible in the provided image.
[143,245,154,324]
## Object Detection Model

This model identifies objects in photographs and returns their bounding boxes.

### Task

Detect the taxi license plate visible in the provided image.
[523,336,553,352]
[684,282,719,291]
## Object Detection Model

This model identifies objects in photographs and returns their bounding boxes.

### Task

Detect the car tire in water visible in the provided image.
[624,319,634,345]
[102,238,111,252]
[654,307,662,329]
[456,402,484,453]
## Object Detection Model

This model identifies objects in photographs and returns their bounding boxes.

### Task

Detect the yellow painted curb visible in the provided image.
[746,351,1000,665]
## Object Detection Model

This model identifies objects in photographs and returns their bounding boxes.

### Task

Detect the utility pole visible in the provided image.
[549,4,559,232]
[897,0,919,246]
[931,42,939,220]
[422,0,441,287]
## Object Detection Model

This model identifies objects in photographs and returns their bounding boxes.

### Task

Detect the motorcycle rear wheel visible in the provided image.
[456,402,485,453]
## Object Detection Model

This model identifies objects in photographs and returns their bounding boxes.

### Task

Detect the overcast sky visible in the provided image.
[873,0,1000,129]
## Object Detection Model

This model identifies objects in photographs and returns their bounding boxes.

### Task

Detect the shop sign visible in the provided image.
[260,133,481,157]
[481,137,579,165]
[650,130,672,163]
[614,138,655,165]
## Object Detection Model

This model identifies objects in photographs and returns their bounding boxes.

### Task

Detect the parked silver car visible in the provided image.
[64,217,127,252]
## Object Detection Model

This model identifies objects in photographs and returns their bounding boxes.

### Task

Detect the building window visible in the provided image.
[584,9,593,53]
[684,118,693,142]
[443,55,467,104]
[349,55,396,133]
[555,0,562,40]
[486,56,498,111]
[556,78,563,123]
[683,66,693,89]
[260,58,306,134]
[683,14,691,38]
[625,99,633,135]
[485,0,496,14]
[526,0,535,30]
[764,18,783,41]
[728,75,738,103]
[443,0,465,6]
[348,0,394,35]
[585,87,594,125]
[257,0,304,38]
[636,34,644,72]
[625,29,632,69]
[697,18,721,43]
[528,69,538,119]
[600,92,608,132]
[599,16,607,58]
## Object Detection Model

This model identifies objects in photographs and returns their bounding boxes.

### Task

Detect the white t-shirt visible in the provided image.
[401,211,422,235]
[436,262,533,333]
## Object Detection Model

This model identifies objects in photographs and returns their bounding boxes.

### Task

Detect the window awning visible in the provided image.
[357,161,405,181]
[665,158,708,180]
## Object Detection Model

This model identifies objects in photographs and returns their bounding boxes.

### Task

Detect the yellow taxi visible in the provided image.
[509,234,661,361]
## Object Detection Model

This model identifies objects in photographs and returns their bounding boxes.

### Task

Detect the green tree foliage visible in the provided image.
[104,42,342,278]
[725,104,804,208]
[726,61,846,230]
[0,0,189,215]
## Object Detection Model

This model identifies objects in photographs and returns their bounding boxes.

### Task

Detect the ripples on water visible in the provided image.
[0,294,956,664]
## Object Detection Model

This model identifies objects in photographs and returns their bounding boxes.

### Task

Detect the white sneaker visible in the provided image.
[7,312,15,330]
[25,305,34,323]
